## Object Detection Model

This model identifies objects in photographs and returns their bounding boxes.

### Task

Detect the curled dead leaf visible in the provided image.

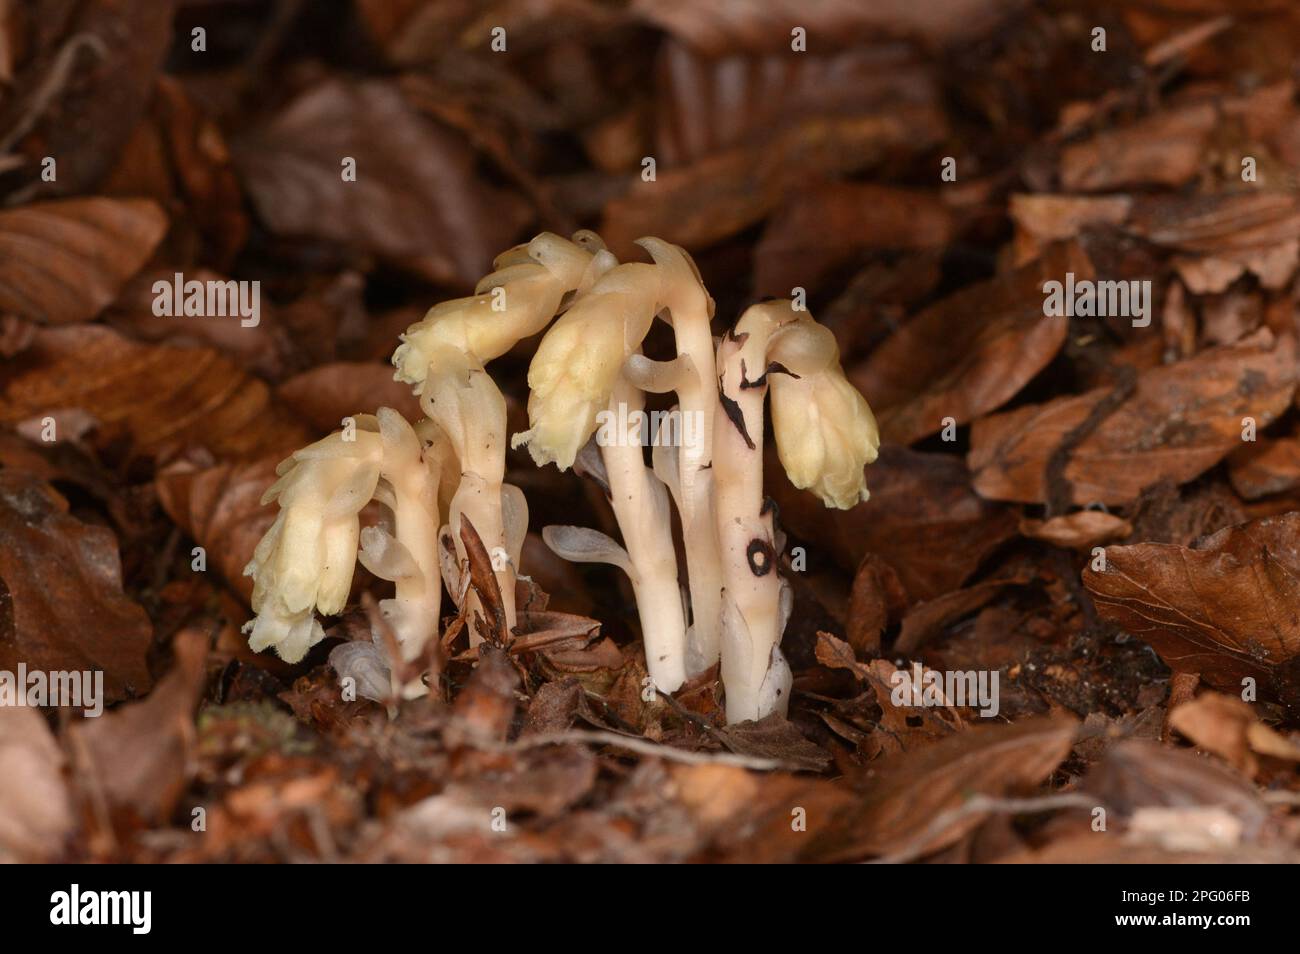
[971,330,1298,505]
[0,198,166,325]
[0,471,152,702]
[1084,511,1300,707]
[852,242,1091,445]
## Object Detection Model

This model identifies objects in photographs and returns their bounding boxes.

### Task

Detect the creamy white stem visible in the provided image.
[598,374,688,693]
[713,309,786,724]
[419,347,515,644]
[637,239,723,674]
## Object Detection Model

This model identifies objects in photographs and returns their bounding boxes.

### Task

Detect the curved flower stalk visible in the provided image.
[243,420,383,663]
[357,409,446,696]
[244,410,450,697]
[392,231,603,643]
[392,231,602,388]
[513,261,661,471]
[516,238,726,676]
[417,344,521,643]
[627,238,723,676]
[543,371,689,693]
[713,301,879,723]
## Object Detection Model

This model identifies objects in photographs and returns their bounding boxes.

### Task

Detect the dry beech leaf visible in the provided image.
[805,714,1077,862]
[852,242,1091,446]
[1083,740,1268,838]
[1009,194,1131,266]
[100,77,249,269]
[1060,102,1218,192]
[0,198,167,325]
[970,330,1298,505]
[814,631,871,680]
[1083,511,1300,705]
[754,183,953,296]
[276,362,423,433]
[155,452,287,603]
[6,0,177,197]
[845,553,906,656]
[1019,510,1132,550]
[0,324,309,461]
[1228,436,1300,500]
[631,0,1027,55]
[601,106,942,254]
[1169,692,1300,778]
[654,41,939,169]
[895,570,1033,655]
[0,471,153,702]
[446,644,519,750]
[768,444,1018,602]
[232,78,530,287]
[1123,190,1300,255]
[714,714,832,772]
[68,626,209,825]
[0,707,74,861]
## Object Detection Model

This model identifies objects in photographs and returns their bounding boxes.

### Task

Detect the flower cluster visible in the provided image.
[243,231,879,723]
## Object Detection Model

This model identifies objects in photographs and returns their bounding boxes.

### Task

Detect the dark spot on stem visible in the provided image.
[718,388,754,450]
[747,538,774,577]
[741,360,800,390]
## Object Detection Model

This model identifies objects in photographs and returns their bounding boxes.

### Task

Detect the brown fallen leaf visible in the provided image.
[714,714,832,773]
[445,644,519,750]
[155,452,287,603]
[670,763,854,863]
[101,76,248,269]
[68,626,209,827]
[896,570,1034,654]
[753,183,953,296]
[0,198,167,325]
[653,41,939,170]
[1008,193,1131,266]
[851,242,1091,445]
[1169,691,1300,778]
[1060,101,1216,192]
[768,444,1019,601]
[1083,740,1269,839]
[276,362,423,433]
[631,0,1028,55]
[0,324,309,462]
[106,268,292,379]
[970,329,1298,505]
[805,714,1077,861]
[449,745,598,820]
[601,107,942,255]
[2,0,176,197]
[1124,190,1300,255]
[231,78,530,288]
[814,630,872,681]
[1228,436,1300,500]
[1083,511,1300,706]
[0,707,75,861]
[845,553,906,656]
[1019,510,1133,550]
[0,471,152,702]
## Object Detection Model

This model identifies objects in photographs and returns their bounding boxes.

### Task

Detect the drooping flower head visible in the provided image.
[734,301,880,509]
[392,231,600,392]
[243,420,383,662]
[513,262,661,470]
